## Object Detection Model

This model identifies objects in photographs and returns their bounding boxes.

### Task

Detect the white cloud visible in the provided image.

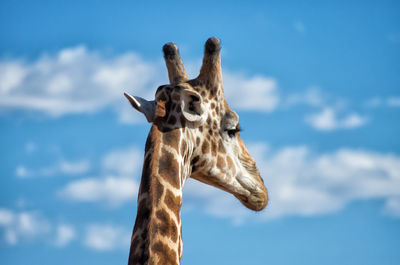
[256,144,400,218]
[0,61,27,94]
[58,177,138,206]
[15,159,90,178]
[305,107,368,130]
[182,144,400,221]
[84,224,130,251]
[364,96,400,108]
[0,209,51,245]
[284,87,371,131]
[0,46,165,123]
[383,197,400,217]
[341,112,367,128]
[15,165,30,178]
[53,224,76,247]
[387,97,400,107]
[285,87,325,108]
[0,46,283,122]
[0,209,15,226]
[223,72,279,112]
[306,108,337,130]
[59,160,91,175]
[0,208,127,250]
[102,146,143,177]
[58,146,142,206]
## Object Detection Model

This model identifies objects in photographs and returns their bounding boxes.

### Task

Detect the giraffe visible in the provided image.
[124,37,268,265]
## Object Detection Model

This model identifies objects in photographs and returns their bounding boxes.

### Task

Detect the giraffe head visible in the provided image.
[125,37,268,211]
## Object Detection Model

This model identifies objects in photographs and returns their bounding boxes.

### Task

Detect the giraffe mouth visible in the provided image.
[190,172,268,211]
[235,187,268,211]
[235,175,268,211]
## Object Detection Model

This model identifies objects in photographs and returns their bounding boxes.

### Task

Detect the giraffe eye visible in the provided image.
[226,129,238,138]
[225,124,241,138]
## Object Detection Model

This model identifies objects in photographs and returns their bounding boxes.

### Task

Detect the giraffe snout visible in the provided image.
[235,183,268,211]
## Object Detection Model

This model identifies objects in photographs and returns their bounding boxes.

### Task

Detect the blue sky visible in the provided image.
[1,1,400,264]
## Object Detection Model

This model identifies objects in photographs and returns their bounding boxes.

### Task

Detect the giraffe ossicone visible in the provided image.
[125,37,268,265]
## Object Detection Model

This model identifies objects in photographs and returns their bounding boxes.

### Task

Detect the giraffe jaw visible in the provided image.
[191,172,268,211]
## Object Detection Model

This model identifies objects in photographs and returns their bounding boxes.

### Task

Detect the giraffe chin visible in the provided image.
[234,172,268,211]
[235,187,268,212]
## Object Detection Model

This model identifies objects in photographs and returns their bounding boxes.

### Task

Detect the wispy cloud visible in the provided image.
[305,107,368,131]
[0,209,51,245]
[58,177,138,206]
[383,197,400,217]
[223,73,279,112]
[365,96,400,108]
[284,87,369,131]
[387,97,400,107]
[254,144,400,219]
[53,224,76,247]
[183,144,400,222]
[58,146,142,206]
[285,87,325,108]
[0,208,126,250]
[15,159,90,178]
[102,146,143,177]
[83,224,130,251]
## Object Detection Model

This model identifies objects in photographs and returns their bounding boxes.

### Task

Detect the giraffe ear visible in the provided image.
[124,92,156,123]
[180,89,206,124]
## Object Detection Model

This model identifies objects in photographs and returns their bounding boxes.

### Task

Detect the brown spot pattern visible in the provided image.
[158,151,180,188]
[211,141,217,156]
[151,241,177,265]
[201,140,210,154]
[155,210,178,242]
[217,155,226,169]
[226,156,235,170]
[140,155,152,193]
[153,177,164,207]
[218,139,226,153]
[164,189,181,222]
[163,131,179,151]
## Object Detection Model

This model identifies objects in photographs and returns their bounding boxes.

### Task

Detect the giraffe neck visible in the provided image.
[129,126,188,265]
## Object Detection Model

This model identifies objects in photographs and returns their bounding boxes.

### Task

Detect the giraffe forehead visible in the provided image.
[155,84,186,104]
[155,81,232,125]
[155,85,175,99]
